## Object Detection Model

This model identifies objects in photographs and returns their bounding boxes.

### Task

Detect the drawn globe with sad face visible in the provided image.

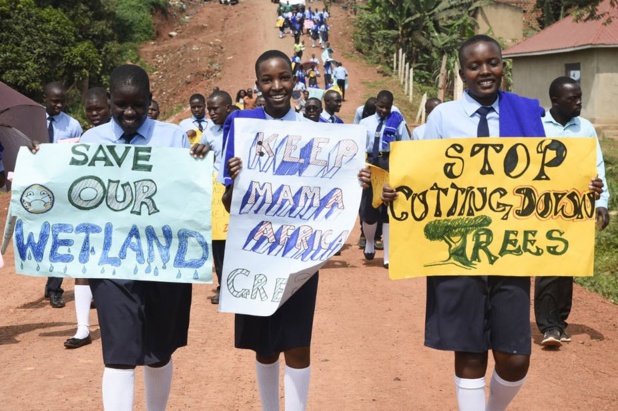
[21,184,55,214]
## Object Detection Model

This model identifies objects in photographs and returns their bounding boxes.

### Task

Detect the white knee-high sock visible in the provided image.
[73,284,92,339]
[486,371,525,411]
[256,360,280,411]
[382,223,390,265]
[143,359,174,411]
[102,368,135,411]
[362,222,377,254]
[284,365,311,411]
[455,376,486,411]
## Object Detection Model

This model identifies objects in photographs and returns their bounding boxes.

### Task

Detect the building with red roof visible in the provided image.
[503,0,618,123]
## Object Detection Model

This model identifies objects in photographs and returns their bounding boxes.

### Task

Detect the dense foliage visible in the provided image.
[0,0,167,101]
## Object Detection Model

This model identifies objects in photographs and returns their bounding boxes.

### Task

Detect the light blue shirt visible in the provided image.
[424,91,500,140]
[354,104,401,125]
[200,121,224,172]
[543,110,609,208]
[412,123,426,140]
[81,117,189,148]
[47,111,82,142]
[360,111,410,153]
[179,116,208,133]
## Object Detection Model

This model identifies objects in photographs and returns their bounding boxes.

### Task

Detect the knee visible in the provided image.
[455,351,488,378]
[494,353,529,381]
[284,346,311,368]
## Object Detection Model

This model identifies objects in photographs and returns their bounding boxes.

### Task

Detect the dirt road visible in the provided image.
[1,1,617,410]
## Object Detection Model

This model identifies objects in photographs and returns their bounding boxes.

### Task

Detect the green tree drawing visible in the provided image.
[423,215,492,269]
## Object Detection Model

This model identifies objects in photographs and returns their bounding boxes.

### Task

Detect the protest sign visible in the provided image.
[388,137,597,278]
[369,164,389,208]
[10,144,213,283]
[212,172,229,240]
[219,118,365,316]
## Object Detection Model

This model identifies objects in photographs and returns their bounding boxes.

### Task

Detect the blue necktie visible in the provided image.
[371,118,385,161]
[329,115,335,123]
[476,106,493,137]
[47,117,54,143]
[196,119,204,131]
[120,133,135,144]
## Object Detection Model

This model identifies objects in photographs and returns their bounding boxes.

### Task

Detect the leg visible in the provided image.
[46,277,65,308]
[454,351,488,411]
[143,357,174,411]
[487,351,529,411]
[534,276,565,345]
[211,240,226,304]
[103,364,136,411]
[256,353,281,411]
[64,279,93,348]
[359,185,380,260]
[283,346,311,411]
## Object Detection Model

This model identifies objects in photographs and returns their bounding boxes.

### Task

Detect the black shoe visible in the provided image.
[375,239,384,250]
[541,329,562,347]
[50,294,65,308]
[64,334,92,349]
[364,252,375,260]
[211,291,220,304]
[383,263,389,269]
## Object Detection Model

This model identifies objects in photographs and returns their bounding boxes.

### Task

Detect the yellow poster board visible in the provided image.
[212,172,229,240]
[368,164,389,208]
[388,137,597,279]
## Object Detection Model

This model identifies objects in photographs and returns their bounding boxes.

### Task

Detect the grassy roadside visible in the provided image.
[577,138,618,303]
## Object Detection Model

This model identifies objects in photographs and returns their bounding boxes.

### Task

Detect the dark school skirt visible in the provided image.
[89,279,192,366]
[235,272,319,357]
[424,275,531,355]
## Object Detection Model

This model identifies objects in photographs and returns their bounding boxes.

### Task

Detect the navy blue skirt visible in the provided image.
[235,272,319,356]
[90,279,192,366]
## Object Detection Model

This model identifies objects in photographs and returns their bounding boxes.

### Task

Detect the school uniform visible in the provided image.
[45,112,83,298]
[219,107,319,356]
[80,117,192,366]
[412,123,426,140]
[534,111,609,335]
[179,116,208,146]
[422,90,545,355]
[359,111,410,224]
[319,111,344,123]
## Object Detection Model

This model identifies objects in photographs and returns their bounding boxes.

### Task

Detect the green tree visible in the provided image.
[423,215,492,268]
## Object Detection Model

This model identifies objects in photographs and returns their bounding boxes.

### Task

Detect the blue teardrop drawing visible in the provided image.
[49,264,54,272]
[193,270,199,279]
[20,261,23,269]
[112,268,116,275]
[82,266,87,274]
[27,251,32,260]
[176,270,181,279]
[133,265,138,275]
[90,246,95,255]
[154,267,159,276]
[63,265,68,274]
[100,267,105,274]
[162,263,167,269]
[36,263,40,271]
[67,248,71,253]
[145,263,152,274]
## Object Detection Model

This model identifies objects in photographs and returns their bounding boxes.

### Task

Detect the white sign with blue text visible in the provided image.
[10,144,213,283]
[219,118,365,316]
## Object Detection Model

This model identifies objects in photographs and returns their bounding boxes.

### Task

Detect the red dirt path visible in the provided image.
[1,1,617,410]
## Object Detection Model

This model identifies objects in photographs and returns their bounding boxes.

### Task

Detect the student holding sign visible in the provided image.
[201,90,233,304]
[363,35,605,410]
[219,49,316,411]
[359,90,410,269]
[31,65,210,411]
[534,76,610,347]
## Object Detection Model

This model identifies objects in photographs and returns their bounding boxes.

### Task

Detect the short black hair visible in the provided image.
[306,97,322,107]
[376,90,394,104]
[549,76,579,99]
[44,81,66,96]
[109,64,150,95]
[323,89,341,101]
[209,90,233,105]
[150,99,159,108]
[189,94,205,103]
[83,87,108,103]
[362,97,377,119]
[458,35,502,67]
[255,50,293,77]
